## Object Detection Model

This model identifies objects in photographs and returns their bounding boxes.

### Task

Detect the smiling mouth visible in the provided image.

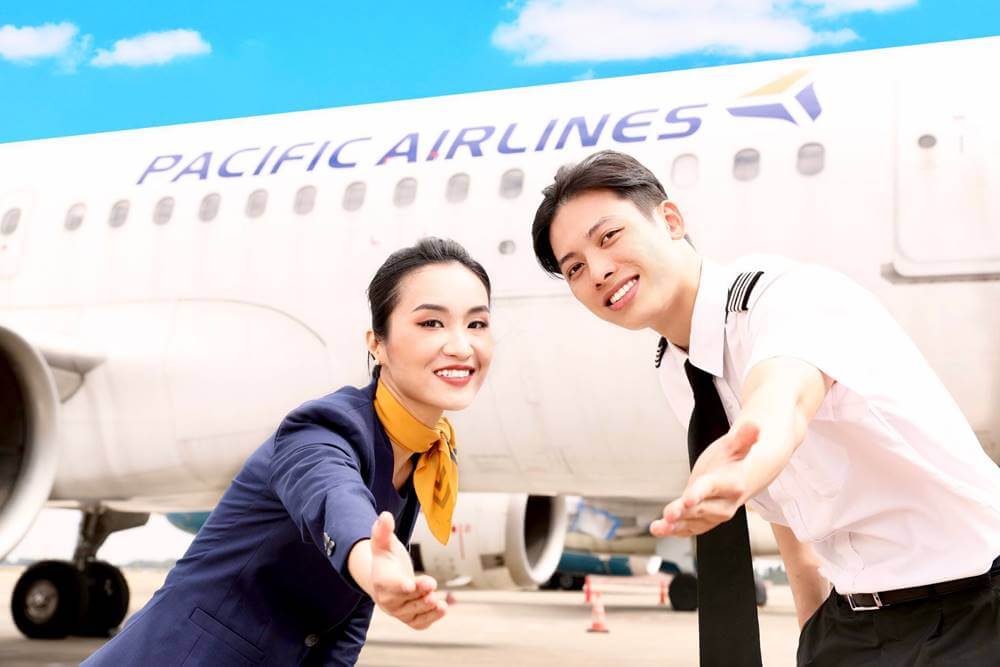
[606,276,639,307]
[434,368,473,379]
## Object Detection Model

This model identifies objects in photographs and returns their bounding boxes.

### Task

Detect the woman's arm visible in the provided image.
[348,513,447,630]
[771,522,830,628]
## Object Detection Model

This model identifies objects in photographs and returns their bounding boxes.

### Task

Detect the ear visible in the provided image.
[657,200,687,241]
[365,330,383,363]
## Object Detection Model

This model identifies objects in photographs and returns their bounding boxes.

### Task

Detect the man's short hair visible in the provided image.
[531,150,669,277]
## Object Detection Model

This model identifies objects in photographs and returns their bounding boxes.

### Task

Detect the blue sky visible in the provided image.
[1,1,996,144]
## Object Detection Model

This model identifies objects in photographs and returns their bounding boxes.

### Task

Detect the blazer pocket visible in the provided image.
[187,607,264,665]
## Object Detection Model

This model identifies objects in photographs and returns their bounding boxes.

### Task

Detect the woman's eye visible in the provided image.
[566,263,582,279]
[469,320,489,329]
[602,229,620,244]
[418,320,444,328]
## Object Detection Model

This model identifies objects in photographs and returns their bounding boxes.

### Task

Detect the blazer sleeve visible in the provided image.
[268,404,378,593]
[316,598,375,666]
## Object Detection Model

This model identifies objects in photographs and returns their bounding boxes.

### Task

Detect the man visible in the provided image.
[530,149,1000,665]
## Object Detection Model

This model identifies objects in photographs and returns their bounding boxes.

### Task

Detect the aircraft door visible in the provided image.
[891,50,1000,279]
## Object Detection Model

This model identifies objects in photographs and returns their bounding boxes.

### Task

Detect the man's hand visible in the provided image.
[369,512,447,630]
[650,422,759,537]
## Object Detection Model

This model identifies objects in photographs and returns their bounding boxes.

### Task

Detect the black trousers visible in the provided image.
[797,559,1000,666]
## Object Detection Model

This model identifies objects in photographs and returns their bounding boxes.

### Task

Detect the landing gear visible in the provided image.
[77,561,130,637]
[665,573,768,611]
[667,572,699,611]
[11,560,86,638]
[9,507,148,639]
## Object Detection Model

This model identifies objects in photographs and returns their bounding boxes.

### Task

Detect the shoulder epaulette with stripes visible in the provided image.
[654,336,667,368]
[726,271,764,316]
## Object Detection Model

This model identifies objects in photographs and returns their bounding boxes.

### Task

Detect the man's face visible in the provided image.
[548,189,689,330]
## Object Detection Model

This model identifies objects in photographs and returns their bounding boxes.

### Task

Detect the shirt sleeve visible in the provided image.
[742,264,898,406]
[268,410,378,594]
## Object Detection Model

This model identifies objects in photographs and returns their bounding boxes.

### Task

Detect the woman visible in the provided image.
[83,237,494,666]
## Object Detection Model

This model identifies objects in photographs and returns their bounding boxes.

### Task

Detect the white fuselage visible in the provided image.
[1,37,998,514]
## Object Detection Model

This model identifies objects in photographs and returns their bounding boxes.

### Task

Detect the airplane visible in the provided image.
[2,35,999,639]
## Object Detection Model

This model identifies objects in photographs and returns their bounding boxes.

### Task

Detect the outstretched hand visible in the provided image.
[370,512,447,630]
[650,422,760,538]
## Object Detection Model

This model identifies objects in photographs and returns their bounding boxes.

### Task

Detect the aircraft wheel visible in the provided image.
[10,560,87,639]
[755,578,768,607]
[668,572,698,611]
[77,561,130,637]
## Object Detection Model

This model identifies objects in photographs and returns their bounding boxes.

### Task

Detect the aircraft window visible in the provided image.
[1,208,21,235]
[246,189,268,218]
[671,154,699,187]
[153,197,175,225]
[343,182,366,211]
[64,203,86,231]
[499,169,524,199]
[446,173,470,203]
[918,134,936,149]
[797,143,825,176]
[108,200,130,228]
[199,193,221,222]
[294,186,317,215]
[733,149,760,182]
[498,239,516,255]
[394,177,417,208]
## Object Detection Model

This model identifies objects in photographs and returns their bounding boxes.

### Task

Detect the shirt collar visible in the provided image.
[686,257,728,378]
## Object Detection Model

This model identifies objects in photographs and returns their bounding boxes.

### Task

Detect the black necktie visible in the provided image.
[684,360,762,667]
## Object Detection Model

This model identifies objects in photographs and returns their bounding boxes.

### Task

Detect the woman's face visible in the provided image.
[369,261,493,425]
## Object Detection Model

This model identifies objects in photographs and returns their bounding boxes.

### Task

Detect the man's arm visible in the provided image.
[651,356,833,537]
[771,522,830,628]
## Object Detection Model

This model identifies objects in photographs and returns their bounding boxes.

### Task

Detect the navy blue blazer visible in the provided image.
[83,379,419,667]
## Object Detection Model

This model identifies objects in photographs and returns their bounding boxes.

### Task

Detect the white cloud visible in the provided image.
[0,22,80,62]
[807,0,917,16]
[91,29,211,67]
[493,0,908,64]
[573,67,596,80]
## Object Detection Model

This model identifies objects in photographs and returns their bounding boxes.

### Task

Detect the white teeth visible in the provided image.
[436,369,471,378]
[609,279,637,305]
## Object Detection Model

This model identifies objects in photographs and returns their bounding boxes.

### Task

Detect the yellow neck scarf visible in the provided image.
[374,380,457,545]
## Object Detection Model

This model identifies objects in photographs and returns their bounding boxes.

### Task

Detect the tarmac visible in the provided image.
[0,566,802,666]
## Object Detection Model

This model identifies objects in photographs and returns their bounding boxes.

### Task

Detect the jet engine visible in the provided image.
[0,326,61,559]
[411,493,569,589]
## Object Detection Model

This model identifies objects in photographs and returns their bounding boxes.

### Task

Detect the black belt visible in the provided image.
[841,555,1000,611]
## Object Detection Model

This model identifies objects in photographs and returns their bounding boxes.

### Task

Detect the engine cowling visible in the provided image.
[411,493,568,589]
[0,326,61,558]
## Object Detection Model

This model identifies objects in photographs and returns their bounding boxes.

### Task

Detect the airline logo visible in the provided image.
[726,69,822,125]
[136,72,821,186]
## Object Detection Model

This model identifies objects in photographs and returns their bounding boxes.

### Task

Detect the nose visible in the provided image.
[592,259,615,291]
[442,327,474,359]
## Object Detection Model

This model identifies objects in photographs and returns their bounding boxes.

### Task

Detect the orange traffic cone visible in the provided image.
[584,575,592,604]
[587,593,610,633]
[659,577,667,606]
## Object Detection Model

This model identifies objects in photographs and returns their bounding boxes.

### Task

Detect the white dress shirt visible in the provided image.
[657,254,1000,593]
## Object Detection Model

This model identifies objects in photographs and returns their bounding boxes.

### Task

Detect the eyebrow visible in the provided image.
[556,216,617,269]
[412,304,491,315]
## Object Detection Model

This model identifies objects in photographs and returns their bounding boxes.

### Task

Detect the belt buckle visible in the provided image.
[847,592,883,611]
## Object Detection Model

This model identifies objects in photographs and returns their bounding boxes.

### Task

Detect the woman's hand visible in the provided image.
[369,512,448,630]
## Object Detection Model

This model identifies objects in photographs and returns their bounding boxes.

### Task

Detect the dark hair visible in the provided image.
[366,237,491,379]
[531,150,670,276]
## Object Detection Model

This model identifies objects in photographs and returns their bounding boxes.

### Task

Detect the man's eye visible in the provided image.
[602,229,620,244]
[566,263,583,278]
[418,320,444,328]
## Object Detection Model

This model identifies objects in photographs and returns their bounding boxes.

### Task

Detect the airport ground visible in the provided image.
[0,566,802,666]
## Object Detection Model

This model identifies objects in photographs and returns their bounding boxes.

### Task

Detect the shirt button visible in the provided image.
[304,634,319,647]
